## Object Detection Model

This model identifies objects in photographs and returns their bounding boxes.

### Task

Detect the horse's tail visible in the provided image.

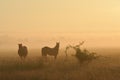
[41,48,44,56]
[41,48,47,56]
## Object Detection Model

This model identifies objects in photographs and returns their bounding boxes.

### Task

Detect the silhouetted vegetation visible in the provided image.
[0,58,44,72]
[65,41,99,63]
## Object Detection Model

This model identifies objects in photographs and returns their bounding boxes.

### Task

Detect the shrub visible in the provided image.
[65,41,98,63]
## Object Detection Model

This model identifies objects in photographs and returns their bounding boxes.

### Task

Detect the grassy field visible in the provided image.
[0,48,120,80]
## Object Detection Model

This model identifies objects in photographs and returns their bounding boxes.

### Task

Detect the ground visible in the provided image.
[0,48,120,80]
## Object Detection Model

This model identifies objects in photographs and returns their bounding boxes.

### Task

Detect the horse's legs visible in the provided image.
[42,55,47,62]
[54,55,57,59]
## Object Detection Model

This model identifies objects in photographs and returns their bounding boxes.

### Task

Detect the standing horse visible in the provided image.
[18,44,28,59]
[42,42,60,59]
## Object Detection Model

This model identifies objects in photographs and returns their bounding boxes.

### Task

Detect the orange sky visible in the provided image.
[0,0,120,49]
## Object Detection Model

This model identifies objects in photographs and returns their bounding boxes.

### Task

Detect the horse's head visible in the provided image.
[18,43,22,47]
[56,42,60,49]
[56,42,60,45]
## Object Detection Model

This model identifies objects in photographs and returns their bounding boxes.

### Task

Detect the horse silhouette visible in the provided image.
[18,44,28,59]
[42,42,60,59]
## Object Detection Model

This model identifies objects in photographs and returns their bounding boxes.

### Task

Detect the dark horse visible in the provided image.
[18,44,28,59]
[42,42,60,59]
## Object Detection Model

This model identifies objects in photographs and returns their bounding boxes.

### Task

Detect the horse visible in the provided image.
[41,42,60,59]
[18,44,28,59]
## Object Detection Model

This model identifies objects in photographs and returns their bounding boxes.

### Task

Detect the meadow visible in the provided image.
[0,48,120,80]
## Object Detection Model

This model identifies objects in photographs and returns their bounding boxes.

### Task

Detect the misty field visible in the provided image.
[0,49,120,80]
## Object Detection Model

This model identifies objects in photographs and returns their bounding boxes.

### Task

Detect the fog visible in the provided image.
[0,32,120,52]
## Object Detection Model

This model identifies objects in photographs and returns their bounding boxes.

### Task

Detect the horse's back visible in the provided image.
[42,47,51,55]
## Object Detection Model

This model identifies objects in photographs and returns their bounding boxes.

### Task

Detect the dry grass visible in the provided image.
[0,49,120,80]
